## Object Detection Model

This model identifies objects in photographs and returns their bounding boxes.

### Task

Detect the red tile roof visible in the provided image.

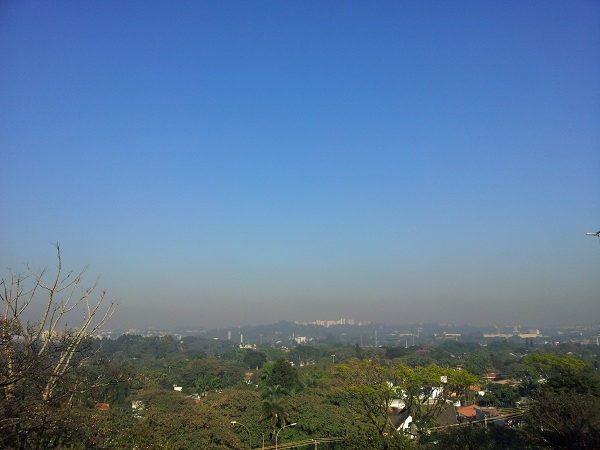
[456,404,477,419]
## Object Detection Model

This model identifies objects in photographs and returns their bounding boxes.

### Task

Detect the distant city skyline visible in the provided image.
[96,321,600,350]
[2,1,599,331]
[294,318,369,327]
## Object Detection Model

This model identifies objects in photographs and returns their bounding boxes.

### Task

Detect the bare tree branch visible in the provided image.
[1,244,117,403]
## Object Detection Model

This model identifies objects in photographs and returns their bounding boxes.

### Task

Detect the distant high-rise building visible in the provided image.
[294,318,369,327]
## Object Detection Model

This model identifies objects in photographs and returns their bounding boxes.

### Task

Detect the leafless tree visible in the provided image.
[1,243,116,402]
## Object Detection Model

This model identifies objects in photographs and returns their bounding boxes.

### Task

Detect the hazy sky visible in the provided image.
[1,1,599,330]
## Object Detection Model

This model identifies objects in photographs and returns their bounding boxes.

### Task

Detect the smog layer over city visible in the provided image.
[2,1,599,332]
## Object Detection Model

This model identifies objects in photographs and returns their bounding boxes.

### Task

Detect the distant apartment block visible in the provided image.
[483,327,542,339]
[294,318,371,327]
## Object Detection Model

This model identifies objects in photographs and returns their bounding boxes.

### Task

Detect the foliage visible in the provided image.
[127,389,240,449]
[299,363,330,389]
[516,351,593,398]
[103,334,180,360]
[525,389,600,449]
[263,357,303,392]
[478,383,520,408]
[242,348,267,369]
[260,384,289,438]
[426,342,492,376]
[285,390,347,438]
[336,359,399,435]
[0,404,136,450]
[384,346,414,360]
[179,357,246,391]
[337,359,478,437]
[0,245,116,449]
[424,426,536,450]
[340,417,413,450]
[395,364,477,435]
[524,352,590,379]
[523,353,600,449]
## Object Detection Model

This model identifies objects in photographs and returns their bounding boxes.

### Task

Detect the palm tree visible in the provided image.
[194,374,219,398]
[260,384,288,439]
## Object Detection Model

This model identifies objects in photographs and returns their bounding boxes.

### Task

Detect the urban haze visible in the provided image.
[1,1,599,332]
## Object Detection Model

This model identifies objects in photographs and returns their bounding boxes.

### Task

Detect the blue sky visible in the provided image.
[1,1,599,330]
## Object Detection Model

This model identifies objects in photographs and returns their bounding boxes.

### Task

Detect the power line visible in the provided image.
[253,436,345,450]
[429,406,530,431]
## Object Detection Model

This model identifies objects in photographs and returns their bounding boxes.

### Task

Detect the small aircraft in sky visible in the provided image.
[585,231,600,237]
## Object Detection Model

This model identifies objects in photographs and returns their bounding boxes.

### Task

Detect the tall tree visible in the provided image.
[523,353,600,449]
[337,358,399,436]
[394,364,477,435]
[0,245,116,449]
[338,359,478,437]
[264,358,302,392]
[260,384,288,439]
